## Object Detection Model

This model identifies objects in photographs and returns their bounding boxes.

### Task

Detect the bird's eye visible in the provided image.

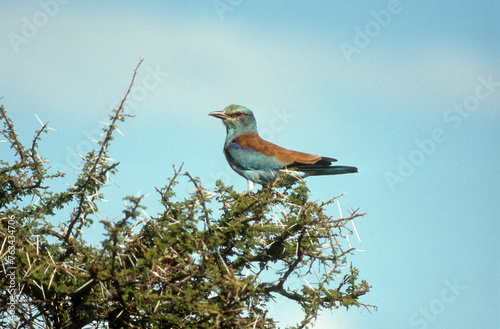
[231,112,243,118]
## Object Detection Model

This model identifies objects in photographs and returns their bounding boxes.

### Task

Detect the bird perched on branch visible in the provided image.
[209,105,357,191]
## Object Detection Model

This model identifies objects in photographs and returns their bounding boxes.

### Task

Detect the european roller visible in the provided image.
[209,105,358,191]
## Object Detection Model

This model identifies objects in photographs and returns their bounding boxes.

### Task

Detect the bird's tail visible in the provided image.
[297,165,358,176]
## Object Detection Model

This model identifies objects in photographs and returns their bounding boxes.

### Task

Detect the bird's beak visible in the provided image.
[209,111,227,120]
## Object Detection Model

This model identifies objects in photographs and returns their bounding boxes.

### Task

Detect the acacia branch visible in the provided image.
[0,105,26,163]
[64,59,144,244]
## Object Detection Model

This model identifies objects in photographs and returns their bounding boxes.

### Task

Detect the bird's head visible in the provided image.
[209,105,258,137]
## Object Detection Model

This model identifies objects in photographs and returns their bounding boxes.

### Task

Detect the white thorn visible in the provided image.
[34,112,44,126]
[34,113,57,131]
[303,277,314,290]
[338,199,361,244]
[114,127,124,136]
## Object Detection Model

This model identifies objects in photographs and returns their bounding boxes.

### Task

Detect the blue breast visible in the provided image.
[225,142,287,171]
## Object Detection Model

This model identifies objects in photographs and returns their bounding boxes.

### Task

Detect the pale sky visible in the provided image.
[1,1,499,328]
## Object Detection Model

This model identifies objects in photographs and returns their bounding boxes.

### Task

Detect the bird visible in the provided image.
[209,105,357,191]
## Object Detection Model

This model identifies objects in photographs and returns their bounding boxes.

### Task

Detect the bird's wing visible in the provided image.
[225,139,287,171]
[233,133,335,166]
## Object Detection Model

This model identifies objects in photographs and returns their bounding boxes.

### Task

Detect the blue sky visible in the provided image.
[1,1,499,328]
